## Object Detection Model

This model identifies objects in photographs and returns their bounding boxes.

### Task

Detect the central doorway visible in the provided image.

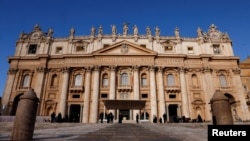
[119,109,130,120]
[69,104,80,122]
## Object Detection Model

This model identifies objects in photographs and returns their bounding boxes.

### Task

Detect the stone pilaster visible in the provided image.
[157,66,165,120]
[133,65,140,120]
[232,68,250,121]
[35,66,46,99]
[179,67,190,118]
[59,67,70,117]
[201,67,214,121]
[109,65,116,99]
[89,66,100,123]
[149,66,157,122]
[109,65,116,116]
[82,67,92,123]
[1,68,18,115]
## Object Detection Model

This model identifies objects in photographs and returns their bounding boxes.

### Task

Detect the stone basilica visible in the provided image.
[2,23,250,123]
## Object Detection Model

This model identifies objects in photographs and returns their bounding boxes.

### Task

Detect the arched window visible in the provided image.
[141,74,147,87]
[102,74,109,87]
[74,74,82,86]
[167,74,174,86]
[219,74,227,87]
[191,74,198,88]
[121,73,128,85]
[51,74,58,87]
[22,75,30,87]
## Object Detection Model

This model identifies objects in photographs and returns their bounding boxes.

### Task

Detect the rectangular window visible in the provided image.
[187,47,194,54]
[101,93,108,98]
[164,46,173,51]
[102,78,108,87]
[28,44,37,54]
[56,47,62,54]
[72,94,80,98]
[141,78,147,87]
[169,94,176,99]
[213,45,221,54]
[142,94,148,98]
[76,46,85,52]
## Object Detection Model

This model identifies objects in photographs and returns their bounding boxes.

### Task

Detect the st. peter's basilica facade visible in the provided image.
[1,23,250,123]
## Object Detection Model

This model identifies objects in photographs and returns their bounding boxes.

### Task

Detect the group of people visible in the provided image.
[152,113,167,123]
[50,112,69,123]
[99,112,114,123]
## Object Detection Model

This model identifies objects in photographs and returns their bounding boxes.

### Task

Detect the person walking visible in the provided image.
[136,113,139,124]
[50,112,56,123]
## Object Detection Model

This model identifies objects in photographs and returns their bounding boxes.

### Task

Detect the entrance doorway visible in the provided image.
[120,109,130,120]
[10,94,23,115]
[168,104,178,122]
[69,104,80,122]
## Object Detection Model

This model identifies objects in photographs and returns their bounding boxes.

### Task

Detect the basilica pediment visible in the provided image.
[93,40,157,55]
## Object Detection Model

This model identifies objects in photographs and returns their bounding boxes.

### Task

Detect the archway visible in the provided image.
[224,93,239,121]
[10,94,23,115]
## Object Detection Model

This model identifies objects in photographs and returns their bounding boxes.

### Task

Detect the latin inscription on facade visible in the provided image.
[49,57,154,66]
[155,58,183,66]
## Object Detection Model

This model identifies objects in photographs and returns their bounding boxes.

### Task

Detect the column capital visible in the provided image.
[232,68,241,75]
[36,66,47,72]
[62,67,70,73]
[85,66,92,72]
[94,65,100,71]
[149,65,155,71]
[178,67,187,73]
[133,65,140,71]
[8,68,18,74]
[201,67,213,73]
[110,65,117,71]
[157,66,164,72]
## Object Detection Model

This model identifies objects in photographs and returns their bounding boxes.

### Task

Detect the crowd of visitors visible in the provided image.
[50,112,203,124]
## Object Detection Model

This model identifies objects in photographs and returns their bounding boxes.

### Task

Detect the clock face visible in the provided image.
[32,33,40,39]
[210,32,219,39]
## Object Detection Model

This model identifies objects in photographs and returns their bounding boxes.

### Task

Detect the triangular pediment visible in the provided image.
[93,40,157,55]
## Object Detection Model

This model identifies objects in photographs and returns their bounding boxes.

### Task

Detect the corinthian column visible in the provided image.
[133,65,140,120]
[82,67,92,123]
[201,67,214,121]
[89,66,100,123]
[35,67,46,99]
[157,67,165,121]
[60,67,70,117]
[109,65,116,116]
[232,68,250,121]
[149,66,157,122]
[179,67,190,118]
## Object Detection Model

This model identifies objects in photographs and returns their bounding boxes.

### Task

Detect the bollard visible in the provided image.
[210,90,233,125]
[11,88,39,140]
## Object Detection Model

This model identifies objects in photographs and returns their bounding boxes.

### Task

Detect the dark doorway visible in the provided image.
[168,104,178,122]
[119,109,130,120]
[69,104,80,122]
[10,94,23,115]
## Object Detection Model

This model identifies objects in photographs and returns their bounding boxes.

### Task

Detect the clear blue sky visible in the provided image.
[0,0,250,97]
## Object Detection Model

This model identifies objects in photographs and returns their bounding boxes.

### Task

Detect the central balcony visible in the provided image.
[117,85,132,92]
[165,86,181,93]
